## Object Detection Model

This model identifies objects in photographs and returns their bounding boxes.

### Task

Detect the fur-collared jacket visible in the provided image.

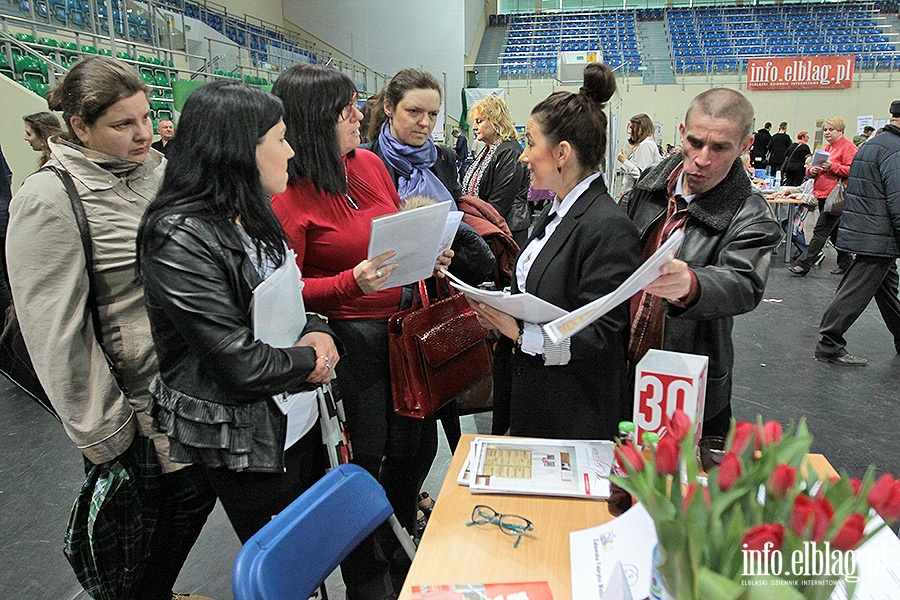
[626,153,783,421]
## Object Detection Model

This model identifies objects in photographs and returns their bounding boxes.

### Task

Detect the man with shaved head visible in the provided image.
[625,88,783,437]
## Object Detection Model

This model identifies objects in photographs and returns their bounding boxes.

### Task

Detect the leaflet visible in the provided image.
[367,202,452,288]
[251,249,317,445]
[543,229,684,344]
[467,436,614,500]
[441,268,567,324]
[570,503,657,600]
[811,148,830,168]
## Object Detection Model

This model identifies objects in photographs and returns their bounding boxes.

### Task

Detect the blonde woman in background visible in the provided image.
[617,113,661,199]
[462,96,531,248]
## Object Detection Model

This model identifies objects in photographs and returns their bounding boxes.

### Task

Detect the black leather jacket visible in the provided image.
[475,139,531,233]
[141,213,339,472]
[627,154,783,420]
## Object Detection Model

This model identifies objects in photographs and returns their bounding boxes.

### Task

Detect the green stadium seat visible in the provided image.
[214,69,226,77]
[13,54,45,80]
[0,53,13,79]
[137,55,149,63]
[116,51,131,60]
[149,57,161,66]
[38,37,60,55]
[140,70,155,85]
[167,60,175,68]
[154,72,170,87]
[61,41,78,58]
[15,32,37,45]
[99,48,112,56]
[81,45,98,55]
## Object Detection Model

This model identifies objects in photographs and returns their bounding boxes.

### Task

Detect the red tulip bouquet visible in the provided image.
[610,410,900,599]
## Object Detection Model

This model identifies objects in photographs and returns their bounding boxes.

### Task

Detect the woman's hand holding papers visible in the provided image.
[353,250,397,295]
[432,249,454,279]
[296,331,340,383]
[643,258,693,302]
[465,296,519,341]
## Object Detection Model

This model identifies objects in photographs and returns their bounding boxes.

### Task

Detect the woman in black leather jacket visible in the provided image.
[462,95,531,249]
[138,81,341,543]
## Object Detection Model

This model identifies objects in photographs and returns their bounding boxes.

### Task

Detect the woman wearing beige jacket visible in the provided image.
[7,57,215,600]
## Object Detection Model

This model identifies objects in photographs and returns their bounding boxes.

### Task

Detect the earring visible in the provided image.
[557,164,562,173]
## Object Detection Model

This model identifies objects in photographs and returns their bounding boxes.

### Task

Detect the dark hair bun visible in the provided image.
[46,87,63,112]
[579,62,616,105]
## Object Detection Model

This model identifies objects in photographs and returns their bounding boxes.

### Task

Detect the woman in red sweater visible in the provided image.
[271,64,451,600]
[789,116,858,276]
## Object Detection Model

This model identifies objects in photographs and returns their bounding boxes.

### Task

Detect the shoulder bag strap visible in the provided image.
[43,166,130,395]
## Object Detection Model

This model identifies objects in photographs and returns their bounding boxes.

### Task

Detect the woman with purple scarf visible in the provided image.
[362,69,461,205]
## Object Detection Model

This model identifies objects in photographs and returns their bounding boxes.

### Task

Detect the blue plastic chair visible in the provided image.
[232,464,416,600]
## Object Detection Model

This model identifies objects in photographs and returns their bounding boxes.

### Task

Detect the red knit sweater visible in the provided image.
[272,149,403,320]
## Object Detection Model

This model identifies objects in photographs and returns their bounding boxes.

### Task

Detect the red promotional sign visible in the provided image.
[747,55,855,90]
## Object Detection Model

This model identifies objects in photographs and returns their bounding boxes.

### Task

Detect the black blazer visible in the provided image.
[502,176,641,439]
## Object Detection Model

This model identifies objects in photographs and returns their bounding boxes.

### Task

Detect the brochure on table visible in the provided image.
[441,268,567,324]
[410,581,554,599]
[543,229,684,344]
[367,202,457,289]
[570,503,657,600]
[464,436,614,500]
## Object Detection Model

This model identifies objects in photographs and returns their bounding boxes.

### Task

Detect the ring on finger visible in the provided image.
[376,269,383,278]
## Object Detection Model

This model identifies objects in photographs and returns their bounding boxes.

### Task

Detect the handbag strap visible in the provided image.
[43,166,130,395]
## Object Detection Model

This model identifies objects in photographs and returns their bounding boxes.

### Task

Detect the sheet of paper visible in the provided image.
[252,249,317,438]
[829,516,900,599]
[468,436,613,499]
[439,211,464,253]
[811,148,830,168]
[457,443,475,486]
[441,268,568,323]
[543,229,684,343]
[368,202,451,288]
[570,503,657,600]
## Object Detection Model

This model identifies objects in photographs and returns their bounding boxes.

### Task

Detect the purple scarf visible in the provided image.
[378,122,454,203]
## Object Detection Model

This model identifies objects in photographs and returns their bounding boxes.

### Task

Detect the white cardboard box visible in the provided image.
[633,349,709,445]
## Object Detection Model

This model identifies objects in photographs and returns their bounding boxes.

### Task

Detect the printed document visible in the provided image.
[467,436,614,499]
[252,249,317,446]
[570,503,657,600]
[811,148,830,168]
[543,229,684,343]
[368,202,452,288]
[441,268,567,323]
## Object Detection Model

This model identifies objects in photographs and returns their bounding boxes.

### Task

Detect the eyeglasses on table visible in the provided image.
[465,504,534,548]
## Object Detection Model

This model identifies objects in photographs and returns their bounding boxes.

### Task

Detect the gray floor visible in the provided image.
[3,251,900,599]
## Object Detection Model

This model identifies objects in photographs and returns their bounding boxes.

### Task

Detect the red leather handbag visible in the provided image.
[389,279,492,419]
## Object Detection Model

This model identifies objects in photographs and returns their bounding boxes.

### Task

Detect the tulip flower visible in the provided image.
[868,474,900,521]
[655,436,680,476]
[768,464,796,500]
[742,523,785,552]
[832,513,866,551]
[731,421,760,454]
[762,421,783,446]
[849,478,862,496]
[718,452,742,491]
[615,443,645,474]
[683,482,711,511]
[666,409,693,442]
[791,495,834,542]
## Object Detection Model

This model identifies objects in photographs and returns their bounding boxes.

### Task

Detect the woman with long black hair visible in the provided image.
[138,80,341,543]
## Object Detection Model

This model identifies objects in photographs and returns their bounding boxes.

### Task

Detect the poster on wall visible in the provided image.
[857,115,874,135]
[747,56,855,90]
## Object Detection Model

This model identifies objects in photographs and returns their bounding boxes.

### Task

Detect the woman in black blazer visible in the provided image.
[468,64,640,440]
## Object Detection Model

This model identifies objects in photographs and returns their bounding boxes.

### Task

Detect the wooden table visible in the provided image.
[766,195,805,263]
[398,434,838,599]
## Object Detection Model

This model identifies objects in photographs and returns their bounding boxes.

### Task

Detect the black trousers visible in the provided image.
[330,318,439,599]
[795,200,852,271]
[204,423,325,544]
[136,464,217,600]
[817,256,900,357]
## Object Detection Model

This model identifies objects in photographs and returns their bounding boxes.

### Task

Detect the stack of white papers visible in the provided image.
[441,269,567,323]
[459,437,615,500]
